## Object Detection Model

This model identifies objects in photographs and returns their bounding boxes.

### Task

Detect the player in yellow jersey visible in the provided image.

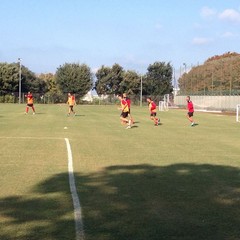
[118,94,132,129]
[25,92,36,114]
[67,93,76,116]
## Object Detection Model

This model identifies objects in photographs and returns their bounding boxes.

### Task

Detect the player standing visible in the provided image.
[67,93,76,116]
[186,96,195,126]
[25,92,36,114]
[147,97,160,126]
[123,93,134,124]
[118,94,131,129]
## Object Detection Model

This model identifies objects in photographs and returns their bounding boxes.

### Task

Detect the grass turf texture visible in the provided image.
[0,103,240,240]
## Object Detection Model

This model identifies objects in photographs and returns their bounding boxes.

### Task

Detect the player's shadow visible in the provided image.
[1,164,240,240]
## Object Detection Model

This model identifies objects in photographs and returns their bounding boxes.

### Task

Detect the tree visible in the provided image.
[55,63,93,97]
[109,63,124,94]
[94,63,124,95]
[0,63,19,94]
[21,66,47,93]
[178,52,240,95]
[38,73,58,94]
[95,65,112,95]
[144,62,173,96]
[0,62,45,94]
[120,70,141,95]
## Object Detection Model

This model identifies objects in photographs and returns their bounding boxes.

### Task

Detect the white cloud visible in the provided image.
[221,32,240,39]
[219,9,240,23]
[192,37,213,45]
[200,6,216,18]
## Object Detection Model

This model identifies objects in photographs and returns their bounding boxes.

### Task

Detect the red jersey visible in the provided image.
[121,99,129,112]
[149,101,157,113]
[126,98,131,108]
[187,101,194,112]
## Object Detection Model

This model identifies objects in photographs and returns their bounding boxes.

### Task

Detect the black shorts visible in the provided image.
[27,104,33,107]
[150,112,157,117]
[188,112,194,117]
[121,111,129,118]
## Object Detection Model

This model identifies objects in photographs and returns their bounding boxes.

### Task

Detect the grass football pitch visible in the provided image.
[0,103,240,240]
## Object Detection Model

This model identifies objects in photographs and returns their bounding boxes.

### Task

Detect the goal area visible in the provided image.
[159,94,170,111]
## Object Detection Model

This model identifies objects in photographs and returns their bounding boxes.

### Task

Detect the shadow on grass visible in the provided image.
[75,164,240,240]
[0,173,75,240]
[33,112,46,115]
[0,164,240,240]
[130,125,139,129]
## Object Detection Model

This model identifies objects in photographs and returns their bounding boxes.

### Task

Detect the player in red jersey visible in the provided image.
[25,92,36,114]
[186,96,195,126]
[147,97,160,126]
[123,93,134,124]
[118,94,131,129]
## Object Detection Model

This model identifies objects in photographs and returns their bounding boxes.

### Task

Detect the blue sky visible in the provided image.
[1,0,240,77]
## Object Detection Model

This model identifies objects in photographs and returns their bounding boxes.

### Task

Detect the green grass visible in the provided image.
[0,104,240,240]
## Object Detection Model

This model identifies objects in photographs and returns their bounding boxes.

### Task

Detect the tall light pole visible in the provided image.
[18,58,22,104]
[140,75,143,107]
[183,63,187,73]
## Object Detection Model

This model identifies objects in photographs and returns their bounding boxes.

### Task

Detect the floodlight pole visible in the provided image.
[183,63,187,73]
[140,75,143,107]
[18,58,22,104]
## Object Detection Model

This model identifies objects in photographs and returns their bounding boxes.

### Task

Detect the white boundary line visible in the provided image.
[65,138,85,240]
[0,136,84,240]
[0,136,64,140]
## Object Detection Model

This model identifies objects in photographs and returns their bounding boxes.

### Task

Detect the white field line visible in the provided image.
[0,136,84,240]
[0,136,64,140]
[65,138,85,240]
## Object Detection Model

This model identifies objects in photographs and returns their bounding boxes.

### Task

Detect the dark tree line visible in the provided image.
[0,61,173,102]
[95,62,173,96]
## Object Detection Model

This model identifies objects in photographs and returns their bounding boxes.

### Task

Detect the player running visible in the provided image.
[147,97,160,126]
[123,93,134,124]
[25,92,36,114]
[186,96,196,126]
[118,94,131,129]
[67,93,76,116]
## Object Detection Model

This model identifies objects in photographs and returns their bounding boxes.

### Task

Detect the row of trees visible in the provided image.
[178,52,240,95]
[95,62,173,96]
[0,61,173,103]
[0,63,46,94]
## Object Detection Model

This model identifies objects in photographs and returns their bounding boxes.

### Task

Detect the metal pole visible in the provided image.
[140,75,143,107]
[18,58,22,104]
[183,63,187,73]
[230,60,232,95]
[211,64,214,94]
